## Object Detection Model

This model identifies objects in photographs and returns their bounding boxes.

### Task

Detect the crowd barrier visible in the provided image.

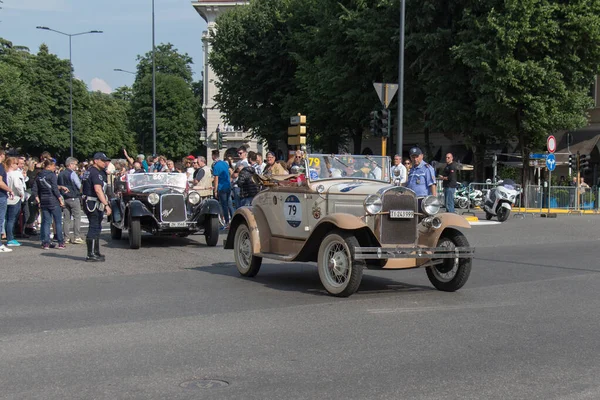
[523,185,598,212]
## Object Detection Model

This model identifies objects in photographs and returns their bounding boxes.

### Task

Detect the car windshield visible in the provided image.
[127,173,188,191]
[305,154,390,183]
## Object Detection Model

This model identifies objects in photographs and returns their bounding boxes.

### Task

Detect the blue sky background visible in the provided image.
[1,0,208,92]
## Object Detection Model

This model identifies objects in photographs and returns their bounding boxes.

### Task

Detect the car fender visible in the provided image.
[418,212,471,248]
[225,207,270,254]
[199,198,222,216]
[128,200,153,219]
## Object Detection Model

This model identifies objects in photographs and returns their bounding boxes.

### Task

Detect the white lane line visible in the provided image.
[368,303,517,314]
[470,221,501,226]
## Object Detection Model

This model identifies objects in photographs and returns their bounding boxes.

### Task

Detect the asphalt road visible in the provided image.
[1,214,600,399]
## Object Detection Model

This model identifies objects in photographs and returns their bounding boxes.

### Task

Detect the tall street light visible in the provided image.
[113,68,135,75]
[396,0,406,156]
[152,0,157,157]
[36,26,103,157]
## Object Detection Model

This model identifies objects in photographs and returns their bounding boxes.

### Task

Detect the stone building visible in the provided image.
[192,0,262,160]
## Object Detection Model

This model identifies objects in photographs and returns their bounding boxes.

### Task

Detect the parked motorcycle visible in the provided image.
[454,185,470,209]
[483,179,518,222]
[469,188,484,208]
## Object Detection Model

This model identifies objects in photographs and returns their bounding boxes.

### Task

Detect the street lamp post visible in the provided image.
[113,68,136,75]
[396,0,406,156]
[36,26,103,157]
[152,0,157,157]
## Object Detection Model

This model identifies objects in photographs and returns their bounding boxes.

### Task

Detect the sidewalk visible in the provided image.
[513,207,600,215]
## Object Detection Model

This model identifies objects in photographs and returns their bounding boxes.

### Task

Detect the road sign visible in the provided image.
[547,135,556,153]
[373,83,398,109]
[546,153,556,171]
[529,153,547,160]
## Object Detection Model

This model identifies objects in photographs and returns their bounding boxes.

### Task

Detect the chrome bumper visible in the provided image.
[354,246,475,260]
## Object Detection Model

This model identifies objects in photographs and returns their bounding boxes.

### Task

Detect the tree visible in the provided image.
[131,43,199,157]
[0,62,29,147]
[77,91,137,158]
[131,73,198,158]
[452,0,600,185]
[210,0,297,149]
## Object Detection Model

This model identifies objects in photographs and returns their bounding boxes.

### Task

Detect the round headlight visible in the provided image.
[188,191,200,205]
[422,195,442,215]
[148,193,160,205]
[364,194,383,215]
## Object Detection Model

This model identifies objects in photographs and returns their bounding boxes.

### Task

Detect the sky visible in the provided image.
[0,0,208,93]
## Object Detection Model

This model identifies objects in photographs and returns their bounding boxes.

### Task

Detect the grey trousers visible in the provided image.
[63,198,82,240]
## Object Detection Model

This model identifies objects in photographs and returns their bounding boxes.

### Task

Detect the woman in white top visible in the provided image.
[5,157,25,246]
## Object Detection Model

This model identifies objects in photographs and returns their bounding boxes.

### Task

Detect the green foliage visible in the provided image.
[131,43,200,157]
[0,62,29,146]
[0,38,137,160]
[131,73,199,158]
[210,0,296,149]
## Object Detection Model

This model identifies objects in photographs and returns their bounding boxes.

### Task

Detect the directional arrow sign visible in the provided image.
[546,153,556,171]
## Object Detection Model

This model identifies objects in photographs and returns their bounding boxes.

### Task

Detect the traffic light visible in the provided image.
[379,109,390,137]
[369,111,381,136]
[579,154,590,170]
[216,126,223,149]
[568,154,574,169]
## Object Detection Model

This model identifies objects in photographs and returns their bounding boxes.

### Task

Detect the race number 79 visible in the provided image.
[287,204,297,216]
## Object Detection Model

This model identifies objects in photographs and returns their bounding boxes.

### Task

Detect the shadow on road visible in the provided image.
[188,262,435,297]
[102,233,213,249]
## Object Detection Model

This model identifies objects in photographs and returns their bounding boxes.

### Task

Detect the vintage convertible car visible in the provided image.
[225,154,474,297]
[109,172,221,249]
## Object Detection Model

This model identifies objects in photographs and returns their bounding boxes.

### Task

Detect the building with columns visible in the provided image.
[191,0,262,160]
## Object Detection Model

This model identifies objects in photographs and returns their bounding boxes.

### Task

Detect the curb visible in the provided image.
[464,216,479,222]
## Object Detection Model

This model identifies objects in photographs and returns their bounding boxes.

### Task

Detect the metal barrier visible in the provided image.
[523,185,599,213]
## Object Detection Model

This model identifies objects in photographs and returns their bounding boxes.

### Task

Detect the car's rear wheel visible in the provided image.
[426,230,471,292]
[110,222,122,240]
[129,217,141,249]
[204,215,219,247]
[317,231,364,297]
[234,222,262,277]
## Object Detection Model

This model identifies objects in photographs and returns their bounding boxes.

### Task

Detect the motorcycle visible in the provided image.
[468,188,484,208]
[483,179,518,222]
[454,184,470,209]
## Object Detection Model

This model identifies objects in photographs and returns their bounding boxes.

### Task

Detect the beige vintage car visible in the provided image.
[225,154,474,297]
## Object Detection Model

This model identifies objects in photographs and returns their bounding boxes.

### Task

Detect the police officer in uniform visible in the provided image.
[405,147,437,197]
[81,152,112,262]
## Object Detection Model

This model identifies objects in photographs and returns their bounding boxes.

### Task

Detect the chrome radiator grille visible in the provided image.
[160,194,186,222]
[380,190,418,245]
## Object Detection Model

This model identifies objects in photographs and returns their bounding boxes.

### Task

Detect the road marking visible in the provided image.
[368,303,517,314]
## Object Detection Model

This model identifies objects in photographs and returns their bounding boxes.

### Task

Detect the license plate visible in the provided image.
[390,210,414,219]
[169,222,187,228]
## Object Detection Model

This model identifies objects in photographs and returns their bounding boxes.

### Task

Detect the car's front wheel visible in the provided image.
[204,215,219,247]
[234,222,262,277]
[317,231,364,297]
[129,217,141,249]
[426,230,471,292]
